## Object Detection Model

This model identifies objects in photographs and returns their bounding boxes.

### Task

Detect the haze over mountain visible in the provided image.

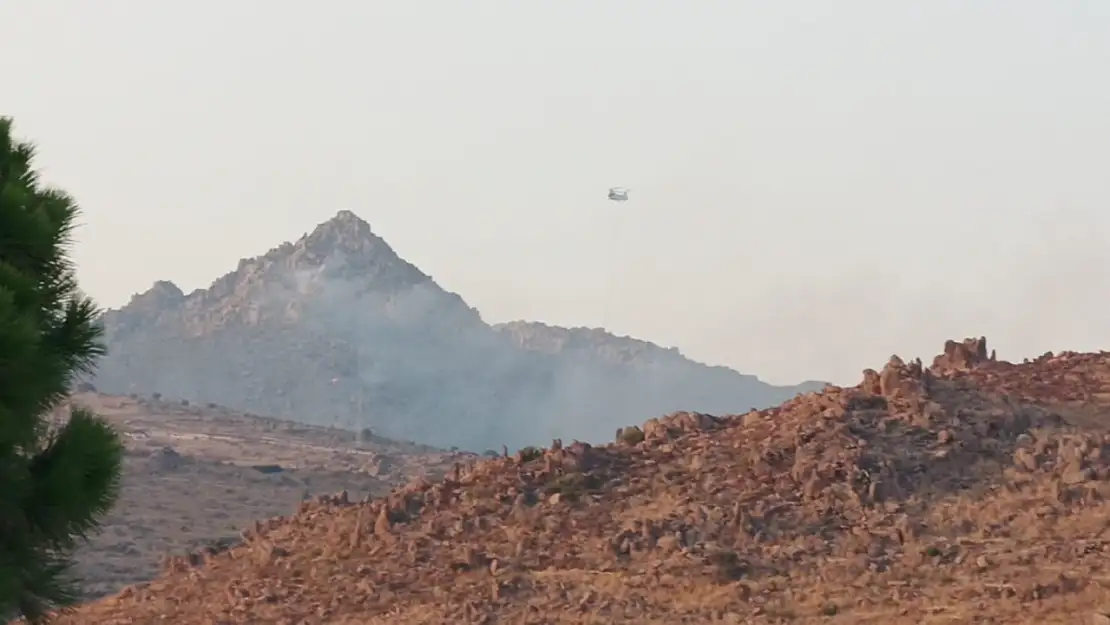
[91,211,824,450]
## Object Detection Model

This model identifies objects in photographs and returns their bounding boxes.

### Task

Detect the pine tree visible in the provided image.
[0,117,124,622]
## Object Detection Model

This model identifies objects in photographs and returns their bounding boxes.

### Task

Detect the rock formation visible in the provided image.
[932,336,993,373]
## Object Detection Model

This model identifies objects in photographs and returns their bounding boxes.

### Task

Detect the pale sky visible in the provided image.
[4,1,1109,386]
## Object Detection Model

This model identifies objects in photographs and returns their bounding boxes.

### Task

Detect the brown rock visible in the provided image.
[932,336,990,372]
[1013,448,1039,472]
[1062,465,1095,485]
[860,369,882,394]
[742,411,763,427]
[878,363,904,397]
[373,506,392,536]
[643,418,670,441]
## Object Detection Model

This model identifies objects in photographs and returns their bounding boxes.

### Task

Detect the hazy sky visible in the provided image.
[5,1,1109,385]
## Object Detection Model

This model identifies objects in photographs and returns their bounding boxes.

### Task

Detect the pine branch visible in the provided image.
[0,117,125,620]
[25,408,123,548]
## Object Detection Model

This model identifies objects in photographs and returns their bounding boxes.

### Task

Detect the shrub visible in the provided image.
[0,117,124,622]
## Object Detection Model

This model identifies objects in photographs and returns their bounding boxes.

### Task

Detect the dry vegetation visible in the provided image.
[57,393,459,600]
[39,338,1110,624]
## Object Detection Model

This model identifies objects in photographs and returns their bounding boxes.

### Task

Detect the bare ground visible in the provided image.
[38,339,1110,624]
[59,393,460,600]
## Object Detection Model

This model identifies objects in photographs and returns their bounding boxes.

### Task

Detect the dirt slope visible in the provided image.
[49,338,1110,624]
[57,393,460,600]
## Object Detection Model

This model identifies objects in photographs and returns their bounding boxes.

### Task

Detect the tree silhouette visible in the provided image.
[0,117,124,622]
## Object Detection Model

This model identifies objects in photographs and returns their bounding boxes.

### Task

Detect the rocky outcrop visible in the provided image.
[932,336,994,373]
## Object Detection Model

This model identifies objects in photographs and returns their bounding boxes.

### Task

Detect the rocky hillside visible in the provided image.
[59,392,462,600]
[91,210,821,451]
[53,337,1110,624]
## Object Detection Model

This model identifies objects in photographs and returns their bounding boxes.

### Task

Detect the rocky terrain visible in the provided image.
[90,210,823,451]
[57,392,460,600]
[49,337,1110,624]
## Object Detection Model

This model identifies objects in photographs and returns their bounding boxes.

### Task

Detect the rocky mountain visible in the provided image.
[58,338,1110,624]
[92,210,823,451]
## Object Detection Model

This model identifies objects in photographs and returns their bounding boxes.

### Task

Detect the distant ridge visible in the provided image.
[93,210,826,450]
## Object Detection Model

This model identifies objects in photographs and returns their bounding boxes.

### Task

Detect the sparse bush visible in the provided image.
[151,392,162,401]
[518,446,542,462]
[618,426,645,445]
[546,474,584,500]
[544,473,602,502]
[180,398,190,406]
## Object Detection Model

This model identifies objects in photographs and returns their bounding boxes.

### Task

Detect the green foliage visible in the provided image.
[0,117,124,622]
[544,472,600,502]
[617,426,645,445]
[517,446,541,462]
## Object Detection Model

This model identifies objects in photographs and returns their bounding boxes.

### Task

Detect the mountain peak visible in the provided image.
[314,209,374,236]
[217,210,429,293]
[126,280,185,309]
[297,210,387,260]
